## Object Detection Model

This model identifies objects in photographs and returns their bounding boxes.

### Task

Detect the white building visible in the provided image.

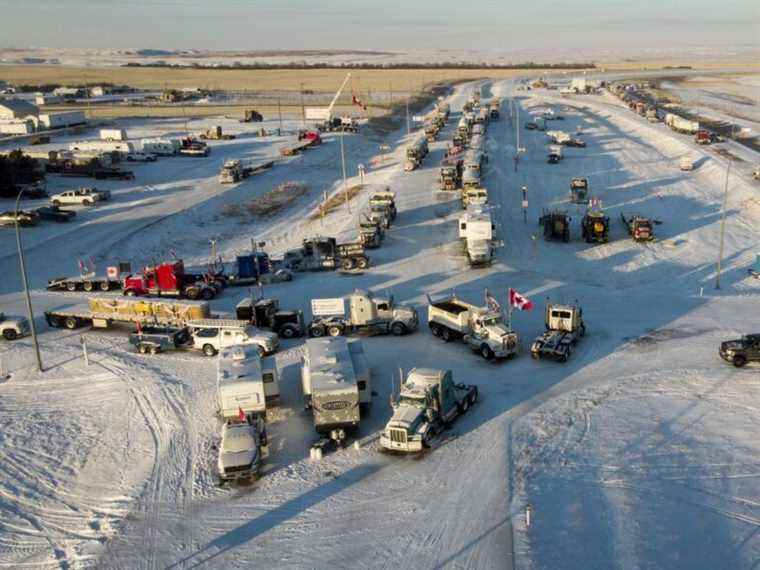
[39,111,87,129]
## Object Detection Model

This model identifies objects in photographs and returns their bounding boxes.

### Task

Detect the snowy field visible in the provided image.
[0,77,759,569]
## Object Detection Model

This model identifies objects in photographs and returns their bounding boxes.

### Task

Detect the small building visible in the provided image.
[0,98,39,119]
[35,93,64,105]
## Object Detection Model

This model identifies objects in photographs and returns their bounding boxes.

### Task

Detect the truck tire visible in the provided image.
[202,344,217,357]
[83,281,94,292]
[390,322,406,336]
[279,325,297,339]
[441,328,453,342]
[561,350,570,363]
[3,329,18,341]
[99,281,110,291]
[137,344,149,354]
[149,345,159,355]
[52,200,61,207]
[65,317,79,330]
[309,325,325,338]
[185,287,200,300]
[461,398,470,413]
[328,325,343,337]
[480,344,495,360]
[66,281,77,292]
[341,258,355,271]
[200,287,214,301]
[124,289,137,296]
[83,199,93,206]
[429,323,442,337]
[356,256,369,270]
[733,355,747,368]
[469,390,478,405]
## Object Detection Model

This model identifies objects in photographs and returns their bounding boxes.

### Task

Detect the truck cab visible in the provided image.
[0,313,29,341]
[187,319,280,356]
[235,297,304,339]
[379,368,477,452]
[531,302,586,362]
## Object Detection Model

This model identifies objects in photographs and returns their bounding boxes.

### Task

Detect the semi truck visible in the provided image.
[45,297,210,330]
[308,290,419,338]
[530,302,586,362]
[235,297,304,338]
[222,252,292,286]
[459,209,496,265]
[665,114,699,135]
[379,368,478,453]
[301,337,371,446]
[367,190,397,229]
[439,163,462,191]
[122,260,221,300]
[621,213,660,242]
[282,237,369,272]
[427,294,519,360]
[405,137,429,171]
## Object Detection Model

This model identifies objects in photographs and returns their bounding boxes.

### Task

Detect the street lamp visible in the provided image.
[14,188,43,372]
[715,159,731,290]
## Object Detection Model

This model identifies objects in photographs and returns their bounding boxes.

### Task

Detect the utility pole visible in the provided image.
[299,82,306,129]
[715,159,732,289]
[14,189,43,372]
[277,98,283,135]
[406,96,410,136]
[340,131,351,214]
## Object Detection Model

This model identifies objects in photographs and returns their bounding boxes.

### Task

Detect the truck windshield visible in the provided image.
[481,317,501,326]
[398,394,426,408]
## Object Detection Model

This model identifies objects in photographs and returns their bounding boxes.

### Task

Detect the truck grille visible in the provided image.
[389,428,407,444]
[224,464,251,474]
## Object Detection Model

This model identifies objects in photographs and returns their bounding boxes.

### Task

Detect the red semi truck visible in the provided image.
[122,260,221,300]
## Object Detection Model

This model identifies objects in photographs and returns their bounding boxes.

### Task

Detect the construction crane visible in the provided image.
[326,73,352,122]
[304,73,352,123]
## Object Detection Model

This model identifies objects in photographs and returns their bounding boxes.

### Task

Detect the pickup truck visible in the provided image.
[50,189,100,207]
[719,334,760,367]
[35,205,76,223]
[129,325,191,354]
[0,313,29,341]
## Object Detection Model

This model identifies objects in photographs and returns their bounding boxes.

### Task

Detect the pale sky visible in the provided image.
[0,0,757,51]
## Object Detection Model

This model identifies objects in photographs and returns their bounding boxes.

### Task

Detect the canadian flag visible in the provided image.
[508,288,534,311]
[352,94,367,111]
[238,407,247,423]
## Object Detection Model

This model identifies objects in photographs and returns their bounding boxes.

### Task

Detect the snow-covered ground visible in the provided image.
[0,76,759,569]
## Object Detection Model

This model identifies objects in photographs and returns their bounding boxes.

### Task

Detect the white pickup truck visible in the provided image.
[186,319,279,357]
[427,295,519,360]
[50,188,105,207]
[0,313,29,341]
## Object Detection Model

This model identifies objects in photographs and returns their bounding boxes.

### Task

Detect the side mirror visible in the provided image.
[425,408,435,423]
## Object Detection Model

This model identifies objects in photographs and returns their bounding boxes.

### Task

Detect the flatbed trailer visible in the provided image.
[47,275,121,292]
[45,298,210,330]
[280,141,313,156]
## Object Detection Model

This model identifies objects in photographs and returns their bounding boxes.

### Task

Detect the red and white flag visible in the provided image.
[485,288,501,312]
[238,407,247,423]
[508,288,534,311]
[352,94,367,111]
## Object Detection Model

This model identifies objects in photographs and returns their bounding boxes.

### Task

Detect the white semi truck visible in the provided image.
[301,337,371,445]
[427,294,519,360]
[308,290,418,337]
[530,302,586,362]
[458,209,496,265]
[379,368,478,452]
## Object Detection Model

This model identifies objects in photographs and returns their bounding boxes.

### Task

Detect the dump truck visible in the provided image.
[282,237,369,272]
[0,313,29,341]
[379,368,478,453]
[581,208,610,243]
[459,209,496,265]
[45,297,210,330]
[427,294,519,360]
[569,177,589,203]
[301,337,371,446]
[308,290,418,338]
[235,297,304,339]
[539,210,571,242]
[531,302,586,362]
[621,213,659,242]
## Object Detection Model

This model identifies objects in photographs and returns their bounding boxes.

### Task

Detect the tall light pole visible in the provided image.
[15,189,43,372]
[715,159,731,289]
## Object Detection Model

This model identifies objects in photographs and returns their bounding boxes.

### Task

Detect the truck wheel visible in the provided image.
[66,282,77,292]
[65,317,79,329]
[185,287,200,300]
[137,344,149,354]
[441,328,453,342]
[200,287,214,301]
[149,345,159,355]
[279,325,297,339]
[430,323,442,337]
[202,344,217,357]
[461,399,470,412]
[309,325,325,338]
[328,325,343,337]
[3,329,18,341]
[469,391,478,405]
[52,200,61,207]
[124,289,137,297]
[83,281,94,292]
[356,257,369,270]
[733,355,747,368]
[341,258,354,271]
[480,345,495,360]
[99,281,110,291]
[561,351,570,363]
[83,199,93,206]
[391,322,406,336]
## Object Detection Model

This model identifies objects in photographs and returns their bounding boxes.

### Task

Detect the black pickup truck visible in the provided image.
[719,334,760,367]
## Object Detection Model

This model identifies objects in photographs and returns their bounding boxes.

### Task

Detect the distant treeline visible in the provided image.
[14,82,126,93]
[122,61,596,71]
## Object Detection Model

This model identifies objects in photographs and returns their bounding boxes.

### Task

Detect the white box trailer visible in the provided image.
[39,111,86,129]
[100,128,127,141]
[301,337,370,442]
[69,140,135,154]
[217,345,268,420]
[141,138,181,156]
